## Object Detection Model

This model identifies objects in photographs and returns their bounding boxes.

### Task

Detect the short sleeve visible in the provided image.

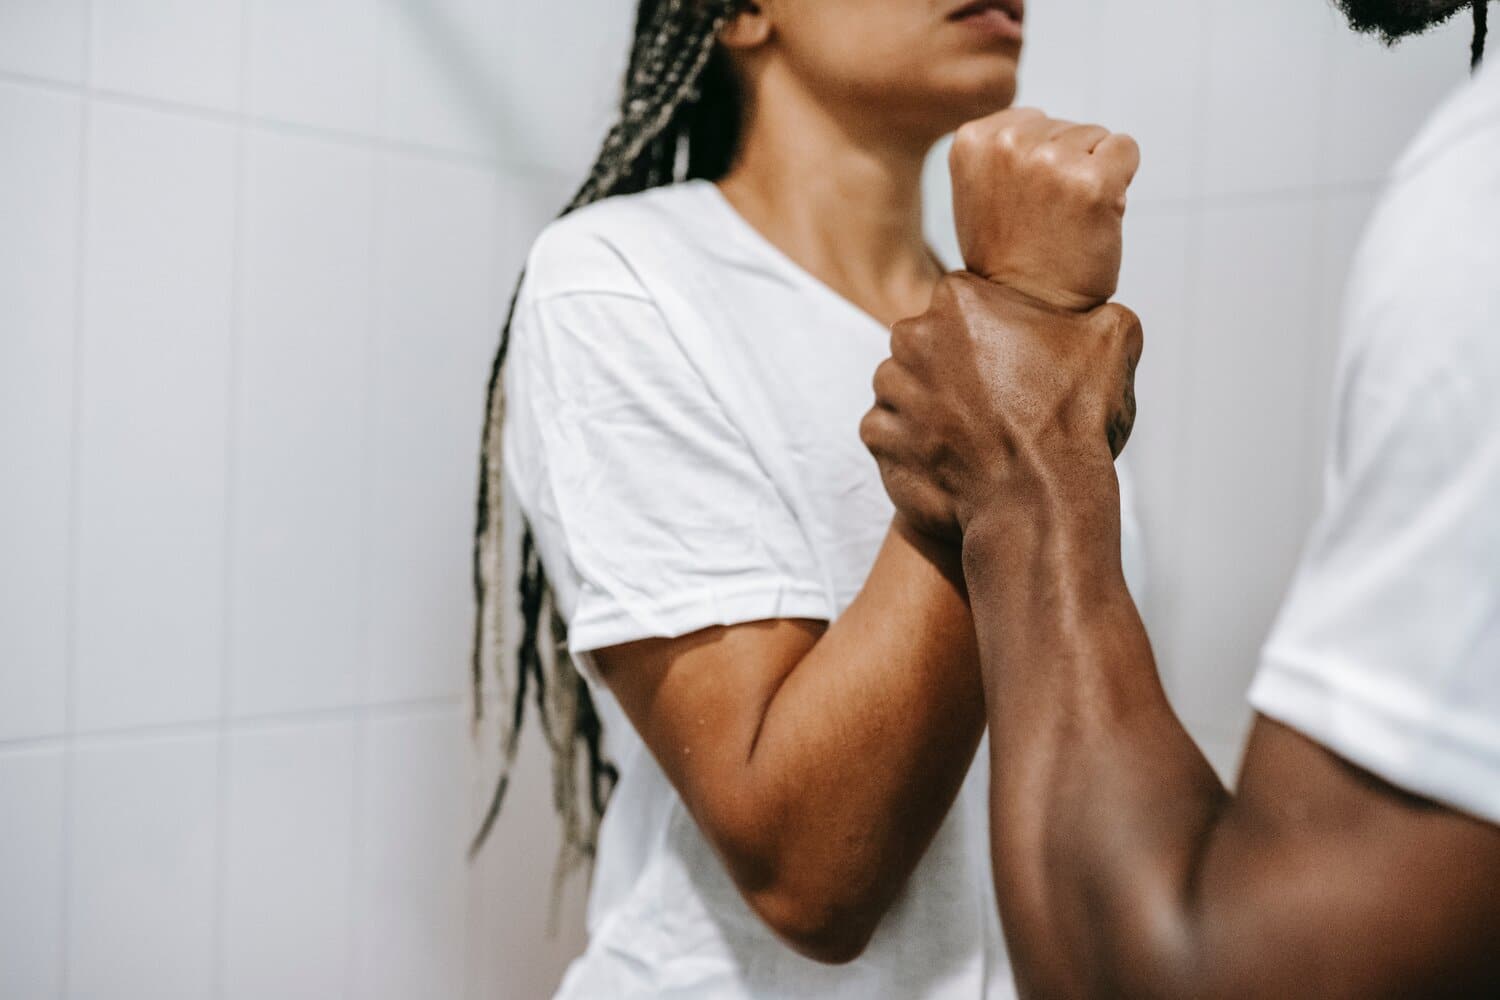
[502,251,831,655]
[1248,134,1500,824]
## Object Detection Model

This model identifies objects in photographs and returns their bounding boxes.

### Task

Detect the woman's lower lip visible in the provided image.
[954,7,1024,42]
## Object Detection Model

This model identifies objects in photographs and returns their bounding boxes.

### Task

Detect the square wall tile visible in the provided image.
[1320,17,1471,188]
[69,733,220,1000]
[0,0,87,83]
[0,748,65,998]
[1305,192,1378,506]
[0,84,81,740]
[75,104,236,732]
[231,132,374,717]
[1166,199,1324,730]
[221,720,356,1000]
[91,0,244,112]
[247,0,384,137]
[1201,0,1334,197]
[493,1,633,172]
[494,165,574,305]
[467,718,587,1000]
[1012,0,1100,121]
[1092,0,1207,204]
[361,157,497,705]
[351,709,470,1000]
[380,0,506,157]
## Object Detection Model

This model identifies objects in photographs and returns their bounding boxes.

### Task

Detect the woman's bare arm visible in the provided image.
[593,515,982,964]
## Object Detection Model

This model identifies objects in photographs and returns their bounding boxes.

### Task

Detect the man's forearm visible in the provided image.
[961,470,1228,998]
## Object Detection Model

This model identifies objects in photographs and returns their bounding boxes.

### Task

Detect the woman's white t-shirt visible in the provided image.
[504,179,1147,998]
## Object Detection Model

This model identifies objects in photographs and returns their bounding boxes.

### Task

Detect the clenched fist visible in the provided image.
[860,274,1142,544]
[950,108,1139,313]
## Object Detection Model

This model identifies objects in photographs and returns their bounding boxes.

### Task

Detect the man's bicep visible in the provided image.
[1196,715,1500,998]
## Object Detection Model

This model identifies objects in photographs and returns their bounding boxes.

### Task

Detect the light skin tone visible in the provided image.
[590,0,1025,963]
[861,1,1500,993]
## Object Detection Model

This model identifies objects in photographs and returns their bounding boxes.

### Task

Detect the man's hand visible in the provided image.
[859,274,1142,542]
[951,108,1140,313]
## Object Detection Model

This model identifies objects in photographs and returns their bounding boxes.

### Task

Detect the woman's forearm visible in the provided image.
[733,517,986,959]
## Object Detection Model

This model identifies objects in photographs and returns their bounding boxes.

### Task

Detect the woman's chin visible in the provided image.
[928,74,1019,130]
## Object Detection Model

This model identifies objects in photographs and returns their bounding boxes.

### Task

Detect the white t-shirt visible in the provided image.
[1249,58,1500,826]
[504,179,1147,998]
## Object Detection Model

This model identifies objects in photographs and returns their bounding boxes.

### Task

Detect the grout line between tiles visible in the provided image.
[342,4,392,989]
[57,0,96,991]
[210,0,253,994]
[0,696,470,756]
[0,66,578,184]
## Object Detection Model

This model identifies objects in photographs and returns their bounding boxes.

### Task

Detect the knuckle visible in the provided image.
[951,122,983,164]
[889,318,927,362]
[954,118,987,148]
[1102,303,1143,343]
[1035,142,1067,170]
[871,357,894,396]
[858,408,884,451]
[1097,303,1145,371]
[1071,165,1111,203]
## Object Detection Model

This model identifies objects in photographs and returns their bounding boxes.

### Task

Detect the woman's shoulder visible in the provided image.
[520,182,713,304]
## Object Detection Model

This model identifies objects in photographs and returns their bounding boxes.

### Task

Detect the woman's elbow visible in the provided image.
[750,893,876,959]
[707,805,889,963]
[751,887,881,965]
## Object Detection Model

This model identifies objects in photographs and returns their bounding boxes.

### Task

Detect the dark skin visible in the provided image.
[861,78,1500,1000]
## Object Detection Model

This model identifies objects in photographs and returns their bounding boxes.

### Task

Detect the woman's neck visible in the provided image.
[715,67,942,327]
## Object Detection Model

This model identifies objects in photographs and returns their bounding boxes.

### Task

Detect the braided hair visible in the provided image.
[470,0,750,886]
[1474,0,1489,70]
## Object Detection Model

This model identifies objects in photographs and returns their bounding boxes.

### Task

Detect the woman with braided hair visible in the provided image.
[473,1,1144,995]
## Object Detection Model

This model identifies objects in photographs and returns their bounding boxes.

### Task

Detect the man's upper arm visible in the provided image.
[1190,716,1500,998]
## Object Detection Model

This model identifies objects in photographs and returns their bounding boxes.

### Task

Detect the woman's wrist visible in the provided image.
[891,512,968,596]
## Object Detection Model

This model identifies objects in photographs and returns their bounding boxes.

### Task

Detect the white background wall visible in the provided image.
[0,1,1475,998]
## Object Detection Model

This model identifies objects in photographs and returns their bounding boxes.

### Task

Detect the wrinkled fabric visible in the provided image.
[504,180,1148,997]
[1251,59,1500,826]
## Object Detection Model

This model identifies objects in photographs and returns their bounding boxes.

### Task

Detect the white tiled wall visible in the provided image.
[0,1,629,996]
[0,1,1475,996]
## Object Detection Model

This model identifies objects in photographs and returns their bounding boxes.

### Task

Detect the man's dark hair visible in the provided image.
[469,0,749,882]
[1332,0,1489,68]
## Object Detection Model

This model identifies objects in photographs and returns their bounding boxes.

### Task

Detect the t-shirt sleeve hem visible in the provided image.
[566,577,833,656]
[1249,649,1500,827]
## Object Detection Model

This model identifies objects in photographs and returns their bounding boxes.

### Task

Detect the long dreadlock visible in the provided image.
[1474,0,1489,70]
[469,0,750,886]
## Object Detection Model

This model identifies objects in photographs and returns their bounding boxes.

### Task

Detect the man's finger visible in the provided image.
[872,357,924,415]
[889,317,934,373]
[859,406,901,458]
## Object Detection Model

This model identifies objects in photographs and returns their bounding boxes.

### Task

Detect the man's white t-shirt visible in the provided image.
[1249,57,1500,826]
[504,179,1146,998]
